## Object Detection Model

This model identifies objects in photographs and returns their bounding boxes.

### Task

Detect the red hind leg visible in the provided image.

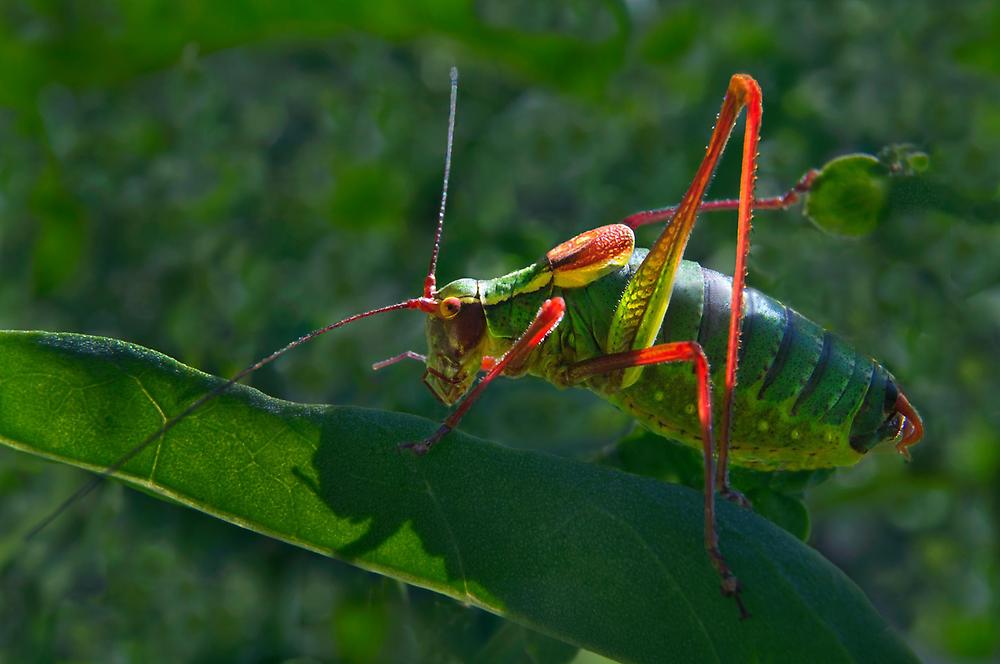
[620,169,817,230]
[713,76,762,504]
[611,75,766,505]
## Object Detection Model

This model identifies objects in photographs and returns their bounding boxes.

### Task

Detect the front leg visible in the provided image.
[400,298,566,455]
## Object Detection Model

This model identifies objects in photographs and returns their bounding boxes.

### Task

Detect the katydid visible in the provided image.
[29,68,924,619]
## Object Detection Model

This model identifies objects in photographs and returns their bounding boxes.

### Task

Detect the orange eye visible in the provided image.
[439,297,462,319]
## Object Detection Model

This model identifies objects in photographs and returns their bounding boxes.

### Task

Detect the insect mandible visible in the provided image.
[31,68,924,618]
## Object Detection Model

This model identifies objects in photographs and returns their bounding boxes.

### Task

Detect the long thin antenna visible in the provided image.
[424,66,459,298]
[25,297,437,541]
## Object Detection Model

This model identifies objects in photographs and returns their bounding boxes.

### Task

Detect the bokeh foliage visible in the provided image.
[1,0,998,661]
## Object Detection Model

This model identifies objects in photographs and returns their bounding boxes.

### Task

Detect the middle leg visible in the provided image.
[400,297,566,454]
[569,341,749,619]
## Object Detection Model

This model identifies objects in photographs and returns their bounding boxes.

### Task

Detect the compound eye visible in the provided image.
[439,297,462,319]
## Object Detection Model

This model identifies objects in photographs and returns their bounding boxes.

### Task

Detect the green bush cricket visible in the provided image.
[29,68,924,619]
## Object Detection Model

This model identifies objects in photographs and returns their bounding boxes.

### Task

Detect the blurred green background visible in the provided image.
[1,1,998,662]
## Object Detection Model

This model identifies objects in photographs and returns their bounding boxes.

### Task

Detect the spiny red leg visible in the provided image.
[621,169,818,231]
[716,77,762,504]
[400,298,566,455]
[607,75,765,505]
[569,341,749,619]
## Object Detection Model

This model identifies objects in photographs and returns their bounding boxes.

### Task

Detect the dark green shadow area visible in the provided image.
[0,331,915,663]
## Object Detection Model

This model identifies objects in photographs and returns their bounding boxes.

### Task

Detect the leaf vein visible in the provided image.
[587,502,722,664]
[126,373,168,483]
[419,471,472,603]
[731,523,856,662]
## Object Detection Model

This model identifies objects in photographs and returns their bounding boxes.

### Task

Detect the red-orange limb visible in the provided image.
[401,298,566,455]
[620,169,818,230]
[717,75,762,501]
[622,74,765,502]
[568,340,749,619]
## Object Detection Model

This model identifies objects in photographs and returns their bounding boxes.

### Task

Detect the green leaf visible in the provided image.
[804,154,889,237]
[0,331,916,664]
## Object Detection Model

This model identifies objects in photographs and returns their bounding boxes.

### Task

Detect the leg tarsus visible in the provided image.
[399,424,452,456]
[720,485,752,509]
[709,541,750,619]
[715,462,751,509]
[725,579,751,621]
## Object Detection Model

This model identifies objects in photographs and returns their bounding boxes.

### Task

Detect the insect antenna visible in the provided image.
[25,67,463,540]
[24,299,440,541]
[424,66,459,298]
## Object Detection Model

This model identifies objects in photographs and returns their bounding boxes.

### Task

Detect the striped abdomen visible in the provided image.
[578,252,903,471]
